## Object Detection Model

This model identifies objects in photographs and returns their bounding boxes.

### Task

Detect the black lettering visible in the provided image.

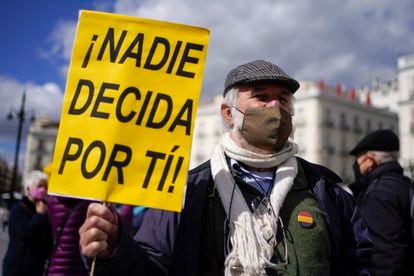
[102,144,132,184]
[97,28,127,62]
[82,34,98,68]
[176,43,204,78]
[168,154,184,194]
[144,37,170,70]
[91,82,119,119]
[135,91,152,125]
[158,153,173,191]
[116,87,140,123]
[168,99,193,135]
[146,93,173,129]
[166,41,182,74]
[81,141,106,179]
[58,137,83,174]
[142,151,165,188]
[118,33,144,66]
[68,79,94,115]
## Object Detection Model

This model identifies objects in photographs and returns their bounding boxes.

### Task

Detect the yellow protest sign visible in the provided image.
[48,10,209,212]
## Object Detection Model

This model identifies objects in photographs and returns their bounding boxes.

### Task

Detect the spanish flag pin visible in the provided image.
[298,211,314,228]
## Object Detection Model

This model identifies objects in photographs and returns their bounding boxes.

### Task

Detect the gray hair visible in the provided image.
[367,151,399,164]
[24,170,48,191]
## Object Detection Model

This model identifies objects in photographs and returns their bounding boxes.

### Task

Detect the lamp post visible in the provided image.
[7,90,31,205]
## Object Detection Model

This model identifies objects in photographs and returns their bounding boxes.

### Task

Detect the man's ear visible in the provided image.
[221,103,233,129]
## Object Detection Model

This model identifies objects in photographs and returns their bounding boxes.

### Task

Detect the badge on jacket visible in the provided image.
[298,211,314,228]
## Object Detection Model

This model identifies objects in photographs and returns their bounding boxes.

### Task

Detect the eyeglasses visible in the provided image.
[250,196,289,267]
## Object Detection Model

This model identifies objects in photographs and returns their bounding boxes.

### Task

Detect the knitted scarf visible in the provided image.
[210,133,298,275]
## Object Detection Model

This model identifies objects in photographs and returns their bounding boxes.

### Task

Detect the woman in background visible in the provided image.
[3,170,52,276]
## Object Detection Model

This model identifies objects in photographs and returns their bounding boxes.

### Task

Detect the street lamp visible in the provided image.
[7,90,34,206]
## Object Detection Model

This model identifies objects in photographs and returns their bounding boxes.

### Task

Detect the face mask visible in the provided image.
[236,106,292,151]
[29,186,47,201]
[352,160,362,180]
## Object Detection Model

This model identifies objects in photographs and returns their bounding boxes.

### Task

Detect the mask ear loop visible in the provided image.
[230,105,245,115]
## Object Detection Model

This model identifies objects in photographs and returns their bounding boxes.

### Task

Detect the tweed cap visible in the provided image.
[223,60,300,96]
[349,129,399,156]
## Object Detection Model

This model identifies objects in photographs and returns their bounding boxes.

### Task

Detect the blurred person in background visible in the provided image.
[2,170,52,276]
[349,129,414,275]
[43,163,140,275]
[42,162,91,276]
[44,195,91,276]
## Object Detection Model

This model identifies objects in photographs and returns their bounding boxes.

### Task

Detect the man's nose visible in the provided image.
[265,100,281,107]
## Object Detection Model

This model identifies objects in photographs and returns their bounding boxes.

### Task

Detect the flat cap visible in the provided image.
[223,60,300,96]
[349,129,399,155]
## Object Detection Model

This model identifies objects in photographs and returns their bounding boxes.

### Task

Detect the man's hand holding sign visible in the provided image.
[47,10,209,270]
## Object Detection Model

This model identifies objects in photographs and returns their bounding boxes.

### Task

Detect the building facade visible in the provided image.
[294,82,398,183]
[190,82,398,183]
[363,53,414,176]
[396,54,414,176]
[23,117,59,181]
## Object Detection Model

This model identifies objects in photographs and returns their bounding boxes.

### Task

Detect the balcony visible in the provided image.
[322,119,335,128]
[353,126,363,134]
[322,145,335,155]
[339,123,350,131]
[339,148,349,156]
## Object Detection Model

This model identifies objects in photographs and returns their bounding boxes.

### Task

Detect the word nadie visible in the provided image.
[82,28,204,79]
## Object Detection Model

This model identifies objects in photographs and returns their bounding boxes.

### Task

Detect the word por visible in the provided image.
[58,137,131,184]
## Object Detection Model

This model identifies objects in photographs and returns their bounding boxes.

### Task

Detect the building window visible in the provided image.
[353,116,362,134]
[37,139,44,149]
[339,112,349,131]
[366,119,372,133]
[322,108,335,128]
[340,137,348,156]
[322,133,335,155]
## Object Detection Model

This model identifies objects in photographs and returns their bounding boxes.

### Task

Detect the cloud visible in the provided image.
[0,75,63,164]
[38,20,78,79]
[40,0,414,101]
[111,0,414,99]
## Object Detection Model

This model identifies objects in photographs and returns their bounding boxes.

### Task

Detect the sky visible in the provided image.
[1,0,414,170]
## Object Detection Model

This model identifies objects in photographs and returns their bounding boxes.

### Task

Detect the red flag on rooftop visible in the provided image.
[349,87,357,102]
[366,92,372,106]
[335,83,342,96]
[319,79,326,92]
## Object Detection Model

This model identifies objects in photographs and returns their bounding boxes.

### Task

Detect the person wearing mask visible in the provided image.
[3,170,52,276]
[349,129,414,275]
[79,60,373,275]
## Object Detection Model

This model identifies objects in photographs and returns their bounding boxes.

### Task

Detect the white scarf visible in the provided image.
[210,133,298,275]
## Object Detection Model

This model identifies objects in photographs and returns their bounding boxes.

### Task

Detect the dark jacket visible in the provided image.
[3,197,52,276]
[350,161,414,275]
[46,196,91,276]
[95,158,372,275]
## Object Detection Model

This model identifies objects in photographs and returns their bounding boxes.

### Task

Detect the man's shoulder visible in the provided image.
[186,160,213,190]
[296,157,342,184]
[188,160,211,175]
